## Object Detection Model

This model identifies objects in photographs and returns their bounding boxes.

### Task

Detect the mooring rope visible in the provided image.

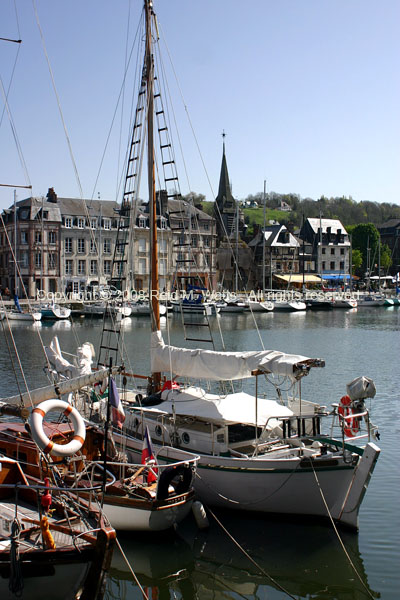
[207,506,297,600]
[310,459,375,599]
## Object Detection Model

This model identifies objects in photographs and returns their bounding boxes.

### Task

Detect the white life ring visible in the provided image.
[30,399,86,457]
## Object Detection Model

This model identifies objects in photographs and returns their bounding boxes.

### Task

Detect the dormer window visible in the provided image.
[77,217,85,229]
[139,217,146,228]
[103,218,111,230]
[90,218,97,229]
[64,217,72,228]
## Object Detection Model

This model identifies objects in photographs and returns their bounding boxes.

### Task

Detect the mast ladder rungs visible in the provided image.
[126,174,137,179]
[162,160,175,166]
[99,345,119,354]
[102,328,119,334]
[184,337,214,343]
[155,110,164,116]
[165,177,178,182]
[176,259,194,263]
[160,144,171,149]
[158,127,168,132]
[183,322,210,327]
[173,243,191,247]
[154,93,161,98]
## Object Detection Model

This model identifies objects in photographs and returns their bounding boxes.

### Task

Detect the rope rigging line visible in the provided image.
[309,459,375,600]
[207,506,298,600]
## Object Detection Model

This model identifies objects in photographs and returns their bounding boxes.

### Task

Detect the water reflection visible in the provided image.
[107,511,379,599]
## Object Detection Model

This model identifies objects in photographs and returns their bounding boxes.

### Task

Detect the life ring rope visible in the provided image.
[338,395,359,438]
[30,399,86,457]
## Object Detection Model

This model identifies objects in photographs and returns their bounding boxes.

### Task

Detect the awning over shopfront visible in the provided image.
[274,274,323,283]
[322,273,350,281]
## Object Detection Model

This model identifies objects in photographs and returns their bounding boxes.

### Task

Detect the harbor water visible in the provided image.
[1,307,399,599]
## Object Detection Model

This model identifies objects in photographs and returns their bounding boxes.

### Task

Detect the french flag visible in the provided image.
[142,426,158,483]
[109,377,125,428]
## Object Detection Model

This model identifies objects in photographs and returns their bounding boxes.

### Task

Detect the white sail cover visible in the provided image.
[151,331,323,382]
[142,386,294,427]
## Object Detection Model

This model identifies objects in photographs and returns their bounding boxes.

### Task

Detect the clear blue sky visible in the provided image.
[1,0,399,211]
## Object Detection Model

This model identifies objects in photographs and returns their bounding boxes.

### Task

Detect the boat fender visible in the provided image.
[192,500,209,529]
[30,399,86,457]
[156,463,193,500]
[338,395,359,437]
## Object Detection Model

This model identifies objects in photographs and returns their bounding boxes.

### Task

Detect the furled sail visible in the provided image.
[151,331,324,381]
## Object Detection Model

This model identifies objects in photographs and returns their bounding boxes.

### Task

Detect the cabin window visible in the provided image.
[155,425,162,437]
[182,432,190,444]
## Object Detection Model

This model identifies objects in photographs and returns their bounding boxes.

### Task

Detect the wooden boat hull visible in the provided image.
[102,490,194,531]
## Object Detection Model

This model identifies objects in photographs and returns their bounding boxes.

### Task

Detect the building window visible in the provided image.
[48,253,57,269]
[77,217,85,229]
[322,247,326,255]
[103,218,111,230]
[276,262,281,270]
[20,231,28,244]
[90,260,98,275]
[49,231,57,245]
[340,261,345,270]
[330,261,335,270]
[340,248,345,255]
[103,238,111,254]
[78,260,86,275]
[104,260,112,275]
[65,260,73,275]
[90,239,97,254]
[64,217,73,228]
[116,242,124,254]
[35,231,42,244]
[159,258,167,275]
[35,252,41,268]
[139,217,146,228]
[159,239,167,253]
[160,219,167,230]
[322,261,326,270]
[203,223,209,231]
[330,248,335,255]
[65,238,73,254]
[138,258,146,274]
[77,239,85,254]
[20,251,29,268]
[90,218,97,229]
[138,238,146,253]
[204,236,210,247]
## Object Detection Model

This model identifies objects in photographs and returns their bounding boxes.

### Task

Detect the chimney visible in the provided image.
[46,188,58,203]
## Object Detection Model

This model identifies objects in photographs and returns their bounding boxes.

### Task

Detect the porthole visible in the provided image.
[182,432,190,444]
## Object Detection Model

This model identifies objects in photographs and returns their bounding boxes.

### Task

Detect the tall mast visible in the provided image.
[145,0,161,387]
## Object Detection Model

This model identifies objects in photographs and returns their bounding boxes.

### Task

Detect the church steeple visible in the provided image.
[216,131,234,209]
[214,132,236,241]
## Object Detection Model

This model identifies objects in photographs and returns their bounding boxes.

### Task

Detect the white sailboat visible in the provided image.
[95,0,381,531]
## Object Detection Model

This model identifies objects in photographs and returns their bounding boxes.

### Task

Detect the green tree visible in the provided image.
[348,223,380,277]
[380,243,392,272]
[351,249,363,274]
